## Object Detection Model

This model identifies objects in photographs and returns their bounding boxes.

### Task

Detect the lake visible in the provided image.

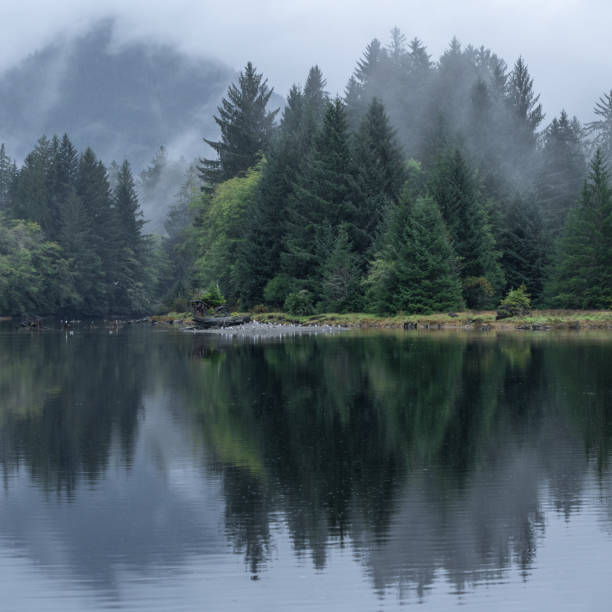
[1,324,612,610]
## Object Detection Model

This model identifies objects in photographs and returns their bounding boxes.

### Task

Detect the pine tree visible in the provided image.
[499,194,546,299]
[59,191,104,315]
[365,195,463,314]
[301,65,328,147]
[586,90,612,159]
[428,149,504,307]
[111,161,146,312]
[51,134,79,241]
[77,148,114,306]
[506,57,544,140]
[545,150,612,308]
[321,224,362,312]
[10,136,55,231]
[198,62,278,188]
[235,88,304,306]
[281,98,357,292]
[352,98,405,262]
[537,111,586,239]
[0,144,16,211]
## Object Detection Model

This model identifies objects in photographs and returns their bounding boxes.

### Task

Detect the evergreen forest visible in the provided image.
[2,30,612,317]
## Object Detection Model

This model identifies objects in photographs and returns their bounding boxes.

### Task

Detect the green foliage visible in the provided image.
[321,224,362,312]
[199,281,225,308]
[199,62,278,187]
[499,195,545,299]
[284,290,314,315]
[364,196,464,314]
[282,97,357,289]
[462,277,494,310]
[263,274,293,309]
[189,164,262,305]
[428,149,504,307]
[545,150,612,309]
[497,285,531,317]
[0,214,77,314]
[0,138,152,316]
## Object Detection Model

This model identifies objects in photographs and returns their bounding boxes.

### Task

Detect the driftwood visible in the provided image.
[193,315,251,329]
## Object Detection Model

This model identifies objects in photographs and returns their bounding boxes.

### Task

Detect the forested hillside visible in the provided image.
[1,28,611,316]
[0,20,233,169]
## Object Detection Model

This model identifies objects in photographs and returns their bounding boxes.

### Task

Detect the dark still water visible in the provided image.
[1,326,612,611]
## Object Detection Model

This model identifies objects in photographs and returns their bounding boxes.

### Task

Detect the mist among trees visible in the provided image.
[1,28,611,316]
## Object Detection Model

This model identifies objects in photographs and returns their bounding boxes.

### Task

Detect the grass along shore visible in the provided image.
[152,310,612,330]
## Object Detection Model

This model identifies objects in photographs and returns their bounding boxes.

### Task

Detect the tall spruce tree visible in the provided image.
[281,98,357,293]
[10,136,55,231]
[537,111,586,239]
[198,62,278,188]
[506,57,544,142]
[545,150,612,308]
[51,134,79,242]
[111,161,146,312]
[59,191,105,315]
[0,144,16,211]
[428,149,504,307]
[77,148,114,303]
[365,195,463,314]
[499,194,546,299]
[236,86,305,306]
[321,224,362,312]
[586,90,612,159]
[352,98,405,263]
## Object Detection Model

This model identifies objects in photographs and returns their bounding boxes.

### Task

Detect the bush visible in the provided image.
[497,285,531,319]
[264,274,292,308]
[251,304,269,314]
[284,290,314,316]
[199,281,225,308]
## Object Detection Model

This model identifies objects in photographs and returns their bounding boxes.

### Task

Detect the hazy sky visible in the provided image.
[1,0,610,122]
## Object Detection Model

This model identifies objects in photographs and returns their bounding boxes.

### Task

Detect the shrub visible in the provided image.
[199,281,225,308]
[251,304,269,314]
[264,274,292,308]
[497,285,531,319]
[284,290,314,316]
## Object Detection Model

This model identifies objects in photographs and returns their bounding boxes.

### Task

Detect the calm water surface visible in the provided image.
[1,324,612,610]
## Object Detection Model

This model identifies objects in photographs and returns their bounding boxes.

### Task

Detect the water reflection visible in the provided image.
[1,327,612,608]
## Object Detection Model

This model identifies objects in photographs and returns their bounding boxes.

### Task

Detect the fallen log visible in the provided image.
[193,315,251,329]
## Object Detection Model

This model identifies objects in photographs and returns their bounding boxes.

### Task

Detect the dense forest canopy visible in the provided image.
[1,29,611,316]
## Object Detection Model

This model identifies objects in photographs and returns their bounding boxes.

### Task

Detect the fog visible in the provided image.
[1,0,611,121]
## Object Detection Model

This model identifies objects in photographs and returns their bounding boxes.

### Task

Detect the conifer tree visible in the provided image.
[586,90,612,159]
[301,65,328,146]
[545,150,612,308]
[506,57,544,141]
[198,62,278,188]
[51,134,79,241]
[428,149,504,306]
[281,98,357,292]
[59,191,105,315]
[0,144,16,211]
[321,224,362,312]
[365,195,463,314]
[111,161,146,312]
[352,98,405,262]
[236,86,304,305]
[499,195,545,299]
[10,136,55,231]
[77,148,114,300]
[537,111,586,239]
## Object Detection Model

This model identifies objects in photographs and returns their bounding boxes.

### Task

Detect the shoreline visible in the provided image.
[150,309,612,332]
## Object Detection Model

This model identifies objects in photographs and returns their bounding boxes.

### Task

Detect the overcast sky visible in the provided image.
[1,0,610,122]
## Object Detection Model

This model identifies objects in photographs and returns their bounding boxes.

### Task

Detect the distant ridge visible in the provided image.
[0,19,235,168]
